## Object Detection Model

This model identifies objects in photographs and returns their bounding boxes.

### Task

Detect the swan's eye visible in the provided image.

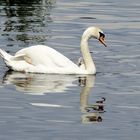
[99,32,105,38]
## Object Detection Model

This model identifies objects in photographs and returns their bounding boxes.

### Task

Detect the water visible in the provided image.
[0,0,140,139]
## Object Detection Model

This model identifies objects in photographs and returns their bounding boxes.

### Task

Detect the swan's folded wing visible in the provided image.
[12,53,33,65]
[16,45,76,67]
[12,53,26,61]
[14,45,79,73]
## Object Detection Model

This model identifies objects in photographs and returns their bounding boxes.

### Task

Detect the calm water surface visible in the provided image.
[0,0,140,139]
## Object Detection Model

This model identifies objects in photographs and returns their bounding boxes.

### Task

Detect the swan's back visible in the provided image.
[16,45,82,74]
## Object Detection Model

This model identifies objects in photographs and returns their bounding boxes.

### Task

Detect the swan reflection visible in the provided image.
[2,70,77,95]
[80,76,106,123]
[2,70,105,123]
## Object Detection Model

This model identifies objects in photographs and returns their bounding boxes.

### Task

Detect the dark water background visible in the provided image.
[0,0,140,139]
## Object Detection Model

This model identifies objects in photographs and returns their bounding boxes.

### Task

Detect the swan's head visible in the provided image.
[82,26,107,47]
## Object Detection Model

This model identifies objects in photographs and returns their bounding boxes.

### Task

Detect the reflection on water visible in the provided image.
[2,70,105,123]
[2,70,77,94]
[1,0,56,45]
[80,76,105,123]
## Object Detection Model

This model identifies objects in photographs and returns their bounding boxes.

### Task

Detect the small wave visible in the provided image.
[116,105,140,110]
[31,103,73,108]
[80,17,96,19]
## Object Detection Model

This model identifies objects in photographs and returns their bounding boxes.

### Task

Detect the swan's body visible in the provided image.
[0,26,107,74]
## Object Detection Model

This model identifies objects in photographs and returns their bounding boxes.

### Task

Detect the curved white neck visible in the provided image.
[80,32,96,74]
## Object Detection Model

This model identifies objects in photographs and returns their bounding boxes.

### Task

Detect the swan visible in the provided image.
[0,26,107,74]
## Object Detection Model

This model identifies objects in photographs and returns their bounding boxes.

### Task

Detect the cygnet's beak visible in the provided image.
[99,36,107,47]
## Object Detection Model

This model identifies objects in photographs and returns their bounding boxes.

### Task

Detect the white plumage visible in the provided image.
[0,26,107,74]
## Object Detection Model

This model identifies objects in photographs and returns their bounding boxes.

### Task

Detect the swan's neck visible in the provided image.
[80,33,96,74]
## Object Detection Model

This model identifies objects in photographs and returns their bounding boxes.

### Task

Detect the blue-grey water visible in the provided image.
[0,0,140,140]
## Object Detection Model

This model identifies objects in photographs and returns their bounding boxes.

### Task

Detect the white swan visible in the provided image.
[0,26,107,74]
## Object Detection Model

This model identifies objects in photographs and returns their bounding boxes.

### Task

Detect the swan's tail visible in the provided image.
[0,48,13,67]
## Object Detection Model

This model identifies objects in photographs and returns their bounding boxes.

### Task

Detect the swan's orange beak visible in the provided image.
[99,36,107,47]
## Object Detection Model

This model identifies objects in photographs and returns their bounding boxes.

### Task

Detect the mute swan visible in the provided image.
[0,26,107,74]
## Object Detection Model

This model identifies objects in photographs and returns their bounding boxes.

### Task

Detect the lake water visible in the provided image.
[0,0,140,139]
